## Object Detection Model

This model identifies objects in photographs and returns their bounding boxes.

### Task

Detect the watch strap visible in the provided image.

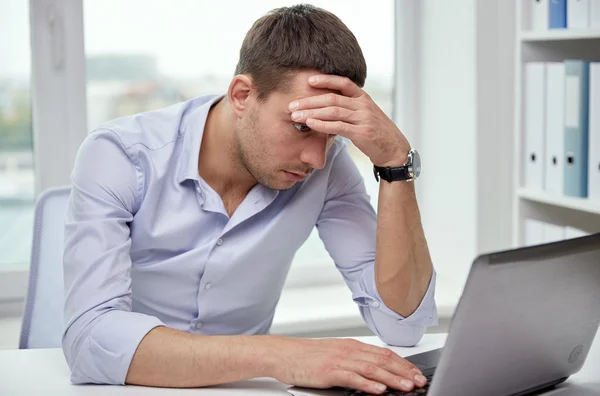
[373,165,411,182]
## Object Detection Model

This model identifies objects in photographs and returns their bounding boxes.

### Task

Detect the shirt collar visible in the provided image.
[176,94,280,206]
[177,94,225,184]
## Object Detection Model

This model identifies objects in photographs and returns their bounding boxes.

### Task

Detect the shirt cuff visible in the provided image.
[69,311,165,385]
[352,264,438,327]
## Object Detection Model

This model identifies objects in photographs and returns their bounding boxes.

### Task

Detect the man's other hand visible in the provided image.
[270,337,427,394]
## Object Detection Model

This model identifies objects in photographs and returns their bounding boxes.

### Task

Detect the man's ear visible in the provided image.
[228,75,255,118]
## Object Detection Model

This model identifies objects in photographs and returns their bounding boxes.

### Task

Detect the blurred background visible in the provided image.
[2,0,599,349]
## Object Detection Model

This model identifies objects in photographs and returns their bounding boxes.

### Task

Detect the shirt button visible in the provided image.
[195,322,203,329]
[205,282,212,290]
[216,238,223,246]
[370,300,380,308]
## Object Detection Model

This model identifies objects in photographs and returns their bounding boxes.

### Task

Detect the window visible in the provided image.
[83,0,393,271]
[0,1,35,272]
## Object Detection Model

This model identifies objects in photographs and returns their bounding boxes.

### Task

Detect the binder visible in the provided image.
[525,63,546,191]
[563,60,590,198]
[544,63,565,195]
[589,63,600,202]
[567,0,590,28]
[530,0,549,30]
[544,223,566,243]
[592,0,600,28]
[525,219,546,246]
[549,0,567,28]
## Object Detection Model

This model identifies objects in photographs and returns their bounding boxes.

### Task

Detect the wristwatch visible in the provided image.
[373,149,421,182]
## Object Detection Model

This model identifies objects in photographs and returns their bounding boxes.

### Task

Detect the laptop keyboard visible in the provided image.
[343,374,433,396]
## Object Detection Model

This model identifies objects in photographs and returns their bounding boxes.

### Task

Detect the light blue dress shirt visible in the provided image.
[62,95,438,385]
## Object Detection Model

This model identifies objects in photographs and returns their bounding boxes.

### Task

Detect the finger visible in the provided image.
[291,107,357,124]
[333,370,388,395]
[354,351,428,388]
[305,119,356,139]
[308,74,363,98]
[289,93,359,113]
[336,339,422,375]
[338,360,415,393]
[354,342,422,374]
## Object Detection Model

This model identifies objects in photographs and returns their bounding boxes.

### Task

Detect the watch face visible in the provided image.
[410,149,421,179]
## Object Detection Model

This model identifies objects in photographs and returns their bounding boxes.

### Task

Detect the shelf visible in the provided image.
[520,29,600,42]
[518,188,600,216]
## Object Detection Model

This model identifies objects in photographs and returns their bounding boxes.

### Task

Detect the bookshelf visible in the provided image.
[520,29,600,42]
[518,188,600,216]
[513,1,600,246]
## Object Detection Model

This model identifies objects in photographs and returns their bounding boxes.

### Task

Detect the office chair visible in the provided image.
[19,186,71,349]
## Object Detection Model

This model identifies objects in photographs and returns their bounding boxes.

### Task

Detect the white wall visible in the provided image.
[402,0,515,300]
[418,0,477,292]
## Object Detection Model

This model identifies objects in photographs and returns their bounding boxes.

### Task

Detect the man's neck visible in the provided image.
[198,98,257,199]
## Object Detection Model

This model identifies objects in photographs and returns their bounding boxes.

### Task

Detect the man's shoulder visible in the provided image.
[90,95,218,150]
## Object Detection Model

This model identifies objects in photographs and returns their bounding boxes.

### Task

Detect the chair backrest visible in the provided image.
[19,186,71,349]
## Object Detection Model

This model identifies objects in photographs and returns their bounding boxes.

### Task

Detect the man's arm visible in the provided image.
[126,327,274,386]
[375,175,433,317]
[127,326,426,393]
[313,144,436,347]
[63,130,166,384]
[290,74,435,320]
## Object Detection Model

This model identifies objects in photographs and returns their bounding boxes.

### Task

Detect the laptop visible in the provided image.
[288,233,600,396]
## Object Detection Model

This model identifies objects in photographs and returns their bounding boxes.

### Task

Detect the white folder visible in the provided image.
[544,63,565,195]
[525,63,546,191]
[525,219,546,246]
[589,63,600,202]
[544,223,566,243]
[591,0,600,28]
[530,0,549,30]
[567,0,590,28]
[565,226,589,238]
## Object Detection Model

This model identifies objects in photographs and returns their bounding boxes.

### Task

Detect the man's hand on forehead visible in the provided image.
[288,74,411,167]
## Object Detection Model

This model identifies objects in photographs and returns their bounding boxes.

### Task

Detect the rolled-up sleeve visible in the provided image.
[62,129,164,385]
[316,145,438,347]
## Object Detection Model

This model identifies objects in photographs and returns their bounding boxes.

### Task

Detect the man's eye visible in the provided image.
[293,123,312,133]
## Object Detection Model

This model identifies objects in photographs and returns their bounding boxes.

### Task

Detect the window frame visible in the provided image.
[0,0,87,302]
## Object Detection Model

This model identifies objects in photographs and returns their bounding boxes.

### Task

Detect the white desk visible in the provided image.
[1,333,599,395]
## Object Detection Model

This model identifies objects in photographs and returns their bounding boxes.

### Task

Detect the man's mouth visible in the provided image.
[283,170,310,181]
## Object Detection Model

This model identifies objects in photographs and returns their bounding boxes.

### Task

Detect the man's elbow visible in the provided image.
[62,323,80,372]
[378,325,427,347]
[62,326,115,385]
[364,304,436,347]
[62,327,89,384]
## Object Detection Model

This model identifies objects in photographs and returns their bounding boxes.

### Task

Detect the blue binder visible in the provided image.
[549,0,567,28]
[563,60,590,198]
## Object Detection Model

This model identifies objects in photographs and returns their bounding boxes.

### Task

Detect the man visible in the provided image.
[62,4,437,395]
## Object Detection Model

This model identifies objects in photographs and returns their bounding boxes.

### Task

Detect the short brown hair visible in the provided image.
[234,4,367,100]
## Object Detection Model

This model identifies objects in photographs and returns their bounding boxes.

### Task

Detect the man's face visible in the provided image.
[234,70,338,190]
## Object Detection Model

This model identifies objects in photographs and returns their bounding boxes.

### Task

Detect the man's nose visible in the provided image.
[300,134,329,170]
